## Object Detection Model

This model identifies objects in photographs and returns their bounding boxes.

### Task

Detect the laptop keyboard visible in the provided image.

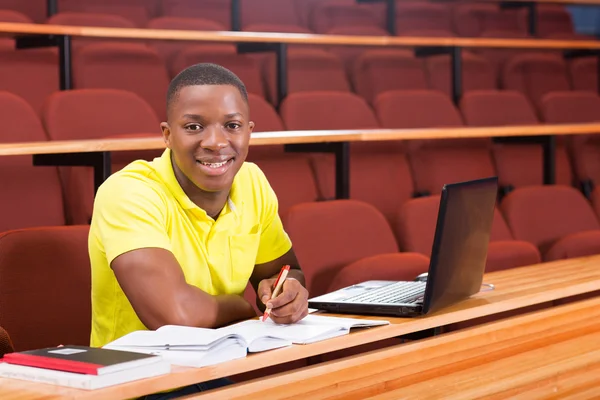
[344,281,427,304]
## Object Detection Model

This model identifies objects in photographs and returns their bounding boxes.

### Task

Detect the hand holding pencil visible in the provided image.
[258,265,309,324]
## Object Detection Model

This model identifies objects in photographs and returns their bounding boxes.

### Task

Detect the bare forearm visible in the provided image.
[145,285,257,330]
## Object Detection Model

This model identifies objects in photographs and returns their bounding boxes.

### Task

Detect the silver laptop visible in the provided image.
[308,176,498,317]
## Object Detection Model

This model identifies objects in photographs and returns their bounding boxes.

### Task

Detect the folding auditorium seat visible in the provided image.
[452,4,525,37]
[461,90,573,192]
[474,30,530,78]
[541,91,600,209]
[170,46,265,99]
[375,90,496,197]
[285,200,406,296]
[0,0,46,22]
[395,2,454,37]
[58,0,156,27]
[0,326,13,357]
[425,52,497,96]
[0,225,91,351]
[0,92,65,232]
[264,49,351,104]
[395,195,541,272]
[42,89,162,224]
[0,46,58,115]
[501,185,600,261]
[0,9,32,51]
[526,5,576,38]
[244,94,319,219]
[146,17,231,64]
[161,0,231,29]
[280,91,415,224]
[352,50,428,104]
[569,57,597,93]
[240,0,305,32]
[501,53,571,112]
[309,0,381,33]
[46,12,137,51]
[72,43,170,120]
[325,26,390,73]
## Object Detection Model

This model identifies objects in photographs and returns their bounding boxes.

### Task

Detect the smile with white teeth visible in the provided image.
[197,160,230,168]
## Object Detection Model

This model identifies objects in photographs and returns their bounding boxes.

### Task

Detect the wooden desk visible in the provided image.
[195,295,600,399]
[0,255,598,400]
[1,123,600,198]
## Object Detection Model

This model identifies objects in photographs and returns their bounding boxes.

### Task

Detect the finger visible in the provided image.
[266,287,297,310]
[271,303,309,325]
[257,279,275,305]
[270,293,301,318]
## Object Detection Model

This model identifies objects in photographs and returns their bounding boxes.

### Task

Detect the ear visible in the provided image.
[248,121,255,134]
[160,122,172,148]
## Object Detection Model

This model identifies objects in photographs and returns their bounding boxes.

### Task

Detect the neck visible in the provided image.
[172,158,229,219]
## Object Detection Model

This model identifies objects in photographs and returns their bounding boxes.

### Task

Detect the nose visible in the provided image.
[200,125,228,151]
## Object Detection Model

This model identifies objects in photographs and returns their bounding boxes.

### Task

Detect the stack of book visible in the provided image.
[0,345,170,390]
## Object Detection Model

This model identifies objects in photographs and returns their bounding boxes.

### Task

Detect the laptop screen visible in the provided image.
[422,177,498,314]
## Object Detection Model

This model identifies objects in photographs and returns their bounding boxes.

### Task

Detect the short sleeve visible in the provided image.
[92,174,172,265]
[252,166,293,265]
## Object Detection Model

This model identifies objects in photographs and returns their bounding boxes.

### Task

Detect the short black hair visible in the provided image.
[166,63,249,112]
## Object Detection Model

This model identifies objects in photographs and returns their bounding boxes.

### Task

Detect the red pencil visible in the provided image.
[261,265,291,322]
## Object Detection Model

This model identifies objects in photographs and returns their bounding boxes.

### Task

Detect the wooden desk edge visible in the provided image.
[0,22,599,49]
[2,123,600,156]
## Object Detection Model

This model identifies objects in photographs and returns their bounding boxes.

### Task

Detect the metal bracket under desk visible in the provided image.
[33,152,112,194]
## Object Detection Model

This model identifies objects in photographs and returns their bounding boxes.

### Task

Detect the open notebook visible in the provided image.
[103,315,389,368]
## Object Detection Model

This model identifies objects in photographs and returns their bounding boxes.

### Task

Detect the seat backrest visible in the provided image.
[534,5,574,37]
[425,52,496,96]
[0,92,65,231]
[501,185,600,250]
[286,200,399,296]
[0,48,59,115]
[396,2,453,36]
[42,89,160,140]
[310,1,379,33]
[541,91,600,124]
[461,90,538,126]
[161,0,231,28]
[453,4,524,37]
[241,0,300,28]
[58,0,153,27]
[265,49,350,101]
[147,17,229,62]
[502,53,570,110]
[0,225,91,351]
[375,90,463,129]
[0,0,46,22]
[280,91,379,130]
[246,93,286,160]
[352,50,428,104]
[569,58,597,93]
[73,43,170,120]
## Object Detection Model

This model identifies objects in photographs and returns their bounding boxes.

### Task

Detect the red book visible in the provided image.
[2,345,161,375]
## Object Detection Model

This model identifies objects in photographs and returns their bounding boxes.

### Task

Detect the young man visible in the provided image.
[89,63,308,355]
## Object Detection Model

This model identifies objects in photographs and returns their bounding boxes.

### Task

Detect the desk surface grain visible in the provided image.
[0,255,599,399]
[195,295,600,400]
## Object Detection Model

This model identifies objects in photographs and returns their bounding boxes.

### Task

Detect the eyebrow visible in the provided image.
[224,113,244,119]
[182,114,204,120]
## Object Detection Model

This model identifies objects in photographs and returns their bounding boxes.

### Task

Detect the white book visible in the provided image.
[104,315,389,367]
[0,360,171,390]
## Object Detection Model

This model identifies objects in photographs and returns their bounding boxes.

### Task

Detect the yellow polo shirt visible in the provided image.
[88,149,292,348]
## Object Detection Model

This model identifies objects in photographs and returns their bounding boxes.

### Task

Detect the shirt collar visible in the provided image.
[154,148,242,219]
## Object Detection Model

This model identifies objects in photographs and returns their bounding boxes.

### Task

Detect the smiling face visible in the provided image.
[161,84,254,198]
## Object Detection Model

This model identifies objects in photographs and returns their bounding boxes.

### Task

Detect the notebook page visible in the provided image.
[295,315,390,329]
[225,319,344,346]
[104,338,247,368]
[105,326,242,350]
